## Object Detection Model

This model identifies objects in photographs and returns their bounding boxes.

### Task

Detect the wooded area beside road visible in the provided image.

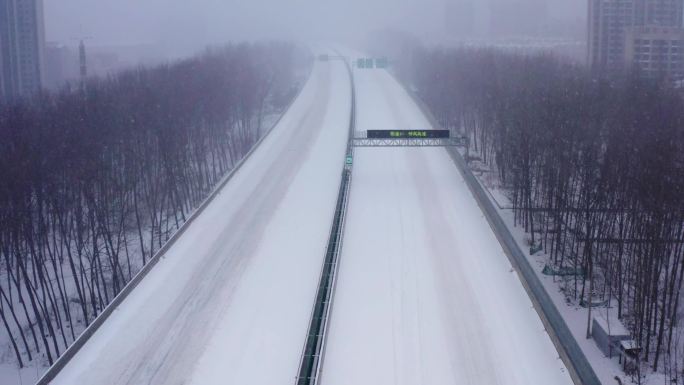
[409,48,684,381]
[0,43,300,369]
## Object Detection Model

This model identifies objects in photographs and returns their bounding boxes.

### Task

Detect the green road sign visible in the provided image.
[357,57,389,69]
[358,58,376,69]
[375,57,389,68]
[346,156,353,165]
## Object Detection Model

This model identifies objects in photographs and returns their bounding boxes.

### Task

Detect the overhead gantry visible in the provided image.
[351,130,468,148]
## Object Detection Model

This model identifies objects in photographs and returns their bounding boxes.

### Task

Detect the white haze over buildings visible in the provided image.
[45,0,585,57]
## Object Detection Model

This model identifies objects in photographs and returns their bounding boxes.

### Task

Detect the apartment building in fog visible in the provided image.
[588,0,684,79]
[0,0,45,102]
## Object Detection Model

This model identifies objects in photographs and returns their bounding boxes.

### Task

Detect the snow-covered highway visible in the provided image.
[321,68,574,384]
[49,55,351,385]
[48,54,578,385]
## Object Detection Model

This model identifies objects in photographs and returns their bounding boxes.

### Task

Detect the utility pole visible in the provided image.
[79,39,87,80]
[72,33,92,85]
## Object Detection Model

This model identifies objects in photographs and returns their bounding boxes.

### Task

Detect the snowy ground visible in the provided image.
[321,68,573,384]
[464,148,658,384]
[47,54,351,385]
[485,181,657,385]
[37,53,587,385]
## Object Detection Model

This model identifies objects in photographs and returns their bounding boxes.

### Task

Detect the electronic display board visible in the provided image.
[366,130,450,139]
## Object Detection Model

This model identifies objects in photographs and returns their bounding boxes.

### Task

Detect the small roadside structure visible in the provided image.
[591,312,640,373]
[617,339,641,373]
[529,242,543,255]
[542,264,585,278]
[592,312,630,357]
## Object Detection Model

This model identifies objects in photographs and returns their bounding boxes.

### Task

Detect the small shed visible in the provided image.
[591,312,631,358]
[617,339,641,374]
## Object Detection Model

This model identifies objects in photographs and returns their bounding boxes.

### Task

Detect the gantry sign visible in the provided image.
[357,57,389,69]
[352,130,468,147]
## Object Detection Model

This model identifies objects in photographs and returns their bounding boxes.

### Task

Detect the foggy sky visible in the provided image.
[45,0,585,56]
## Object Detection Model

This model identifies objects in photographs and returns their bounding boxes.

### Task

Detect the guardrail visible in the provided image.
[35,61,314,385]
[397,76,601,385]
[295,52,355,385]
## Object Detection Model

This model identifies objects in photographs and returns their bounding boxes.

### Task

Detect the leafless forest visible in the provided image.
[0,43,301,367]
[409,48,684,379]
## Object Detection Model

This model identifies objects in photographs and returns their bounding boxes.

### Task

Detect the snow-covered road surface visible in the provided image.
[321,69,574,385]
[50,57,351,385]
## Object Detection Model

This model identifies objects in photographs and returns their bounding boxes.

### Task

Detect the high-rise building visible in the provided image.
[0,0,45,102]
[625,26,684,79]
[634,0,683,27]
[44,42,79,90]
[588,0,684,79]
